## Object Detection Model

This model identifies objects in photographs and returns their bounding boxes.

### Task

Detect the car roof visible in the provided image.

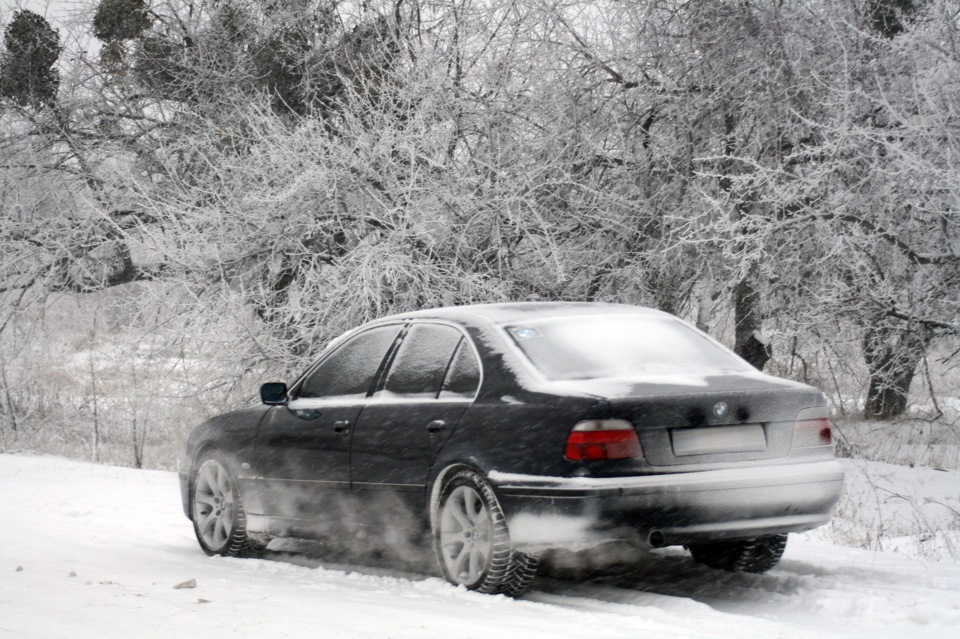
[377,301,670,326]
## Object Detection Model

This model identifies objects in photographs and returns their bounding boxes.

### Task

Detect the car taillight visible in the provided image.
[565,420,643,461]
[793,417,833,447]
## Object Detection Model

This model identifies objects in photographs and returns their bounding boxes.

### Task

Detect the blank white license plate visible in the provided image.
[671,424,766,456]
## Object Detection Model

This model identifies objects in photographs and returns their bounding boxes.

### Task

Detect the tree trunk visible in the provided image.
[734,277,771,370]
[0,355,17,435]
[862,323,926,420]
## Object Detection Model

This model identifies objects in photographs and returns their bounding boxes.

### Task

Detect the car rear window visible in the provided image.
[504,315,753,381]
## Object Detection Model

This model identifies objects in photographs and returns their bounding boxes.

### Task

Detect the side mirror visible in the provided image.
[260,382,288,405]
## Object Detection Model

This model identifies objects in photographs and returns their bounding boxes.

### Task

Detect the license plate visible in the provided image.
[671,424,766,456]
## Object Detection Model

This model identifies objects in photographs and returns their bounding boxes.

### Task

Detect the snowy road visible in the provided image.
[1,455,958,638]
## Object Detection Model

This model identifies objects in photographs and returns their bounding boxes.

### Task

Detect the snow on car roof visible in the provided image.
[379,301,669,326]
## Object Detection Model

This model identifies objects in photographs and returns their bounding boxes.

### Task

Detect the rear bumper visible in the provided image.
[489,460,844,552]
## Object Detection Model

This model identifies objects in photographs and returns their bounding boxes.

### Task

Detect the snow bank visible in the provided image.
[818,459,960,561]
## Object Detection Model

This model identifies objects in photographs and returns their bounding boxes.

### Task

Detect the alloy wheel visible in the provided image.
[439,484,493,586]
[193,459,236,552]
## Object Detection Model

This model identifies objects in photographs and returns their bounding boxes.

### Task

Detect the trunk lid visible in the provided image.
[553,372,824,467]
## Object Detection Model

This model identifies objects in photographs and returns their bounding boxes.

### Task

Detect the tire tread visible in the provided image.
[192,454,260,558]
[689,534,788,574]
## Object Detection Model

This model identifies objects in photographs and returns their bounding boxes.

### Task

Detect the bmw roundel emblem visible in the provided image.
[713,401,729,418]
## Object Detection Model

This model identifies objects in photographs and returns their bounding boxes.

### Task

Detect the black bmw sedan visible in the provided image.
[179,302,844,596]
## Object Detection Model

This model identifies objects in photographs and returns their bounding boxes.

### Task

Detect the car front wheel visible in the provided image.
[434,468,539,596]
[191,455,260,557]
[688,534,788,574]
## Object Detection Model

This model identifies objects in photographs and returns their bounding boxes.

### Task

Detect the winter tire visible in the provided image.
[434,468,539,596]
[688,534,788,574]
[191,454,261,557]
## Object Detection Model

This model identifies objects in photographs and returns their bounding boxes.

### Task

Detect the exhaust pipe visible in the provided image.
[648,529,666,548]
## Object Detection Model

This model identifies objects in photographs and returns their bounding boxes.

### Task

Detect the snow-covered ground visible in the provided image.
[1,454,959,639]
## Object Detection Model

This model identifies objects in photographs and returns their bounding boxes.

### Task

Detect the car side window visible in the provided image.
[380,323,463,399]
[298,326,401,399]
[439,338,481,399]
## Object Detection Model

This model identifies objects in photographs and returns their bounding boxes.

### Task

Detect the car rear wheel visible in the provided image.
[191,455,261,557]
[688,534,788,574]
[434,468,539,596]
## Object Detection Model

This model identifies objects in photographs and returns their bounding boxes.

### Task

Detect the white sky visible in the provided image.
[2,1,88,26]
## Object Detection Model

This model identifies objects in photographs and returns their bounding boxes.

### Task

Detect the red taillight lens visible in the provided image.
[565,420,643,461]
[794,418,833,447]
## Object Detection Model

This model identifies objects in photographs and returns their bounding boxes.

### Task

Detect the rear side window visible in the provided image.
[381,323,463,398]
[299,326,401,399]
[440,340,481,399]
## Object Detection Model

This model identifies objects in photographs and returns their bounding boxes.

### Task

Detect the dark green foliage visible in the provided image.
[0,10,61,109]
[867,0,919,38]
[134,19,251,109]
[93,0,152,43]
[126,2,397,118]
[217,1,255,45]
[133,34,189,99]
[253,26,312,116]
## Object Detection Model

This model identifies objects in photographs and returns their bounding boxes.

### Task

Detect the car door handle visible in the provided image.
[426,420,446,433]
[333,420,351,434]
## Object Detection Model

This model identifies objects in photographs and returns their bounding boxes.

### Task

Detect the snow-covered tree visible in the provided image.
[0,10,60,109]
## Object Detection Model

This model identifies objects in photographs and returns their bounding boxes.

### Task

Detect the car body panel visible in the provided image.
[249,401,360,519]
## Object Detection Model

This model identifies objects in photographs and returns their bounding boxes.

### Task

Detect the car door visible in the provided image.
[350,322,481,526]
[253,324,402,527]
